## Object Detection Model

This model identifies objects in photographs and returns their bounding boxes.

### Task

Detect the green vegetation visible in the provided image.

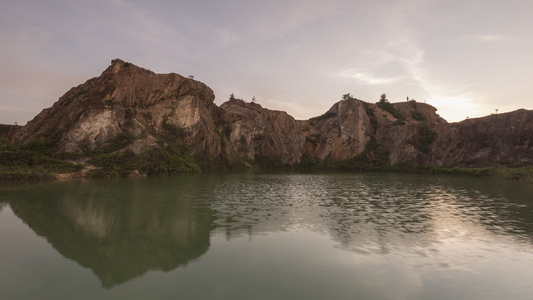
[86,120,201,178]
[376,93,402,120]
[3,131,533,183]
[388,165,533,183]
[305,134,326,145]
[2,116,532,183]
[0,138,82,181]
[411,110,426,121]
[342,93,353,100]
[162,118,187,140]
[309,111,336,122]
[85,118,240,178]
[87,144,201,178]
[296,138,390,172]
[363,103,379,133]
[252,155,292,172]
[87,132,135,156]
[419,125,437,154]
[293,149,533,183]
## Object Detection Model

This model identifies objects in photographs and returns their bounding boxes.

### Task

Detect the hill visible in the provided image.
[3,59,533,179]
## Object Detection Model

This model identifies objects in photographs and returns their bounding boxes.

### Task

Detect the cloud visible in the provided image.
[338,69,404,85]
[472,34,507,42]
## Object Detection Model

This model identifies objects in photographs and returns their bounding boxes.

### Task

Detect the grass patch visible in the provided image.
[0,138,82,181]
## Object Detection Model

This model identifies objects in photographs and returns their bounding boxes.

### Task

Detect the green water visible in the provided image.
[1,173,533,299]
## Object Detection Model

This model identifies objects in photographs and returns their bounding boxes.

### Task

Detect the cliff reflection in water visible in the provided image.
[6,173,533,292]
[9,178,214,288]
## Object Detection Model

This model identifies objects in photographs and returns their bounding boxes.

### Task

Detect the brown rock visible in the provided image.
[12,59,533,170]
[15,59,240,164]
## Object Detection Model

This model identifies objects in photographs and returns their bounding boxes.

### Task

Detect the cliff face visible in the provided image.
[372,103,533,167]
[15,59,240,163]
[221,99,304,164]
[300,99,373,161]
[13,60,533,169]
[430,110,533,167]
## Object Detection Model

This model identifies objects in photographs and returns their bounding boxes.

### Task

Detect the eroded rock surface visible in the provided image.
[15,59,239,163]
[13,59,533,169]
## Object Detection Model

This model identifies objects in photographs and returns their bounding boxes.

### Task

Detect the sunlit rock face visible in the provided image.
[14,59,533,168]
[298,99,373,161]
[14,59,239,162]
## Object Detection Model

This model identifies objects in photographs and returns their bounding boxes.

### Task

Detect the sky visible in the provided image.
[1,0,532,125]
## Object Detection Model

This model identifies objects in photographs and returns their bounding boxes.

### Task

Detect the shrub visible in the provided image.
[309,111,336,122]
[88,132,135,156]
[0,138,82,181]
[419,126,437,154]
[376,94,402,120]
[411,111,426,121]
[162,118,187,140]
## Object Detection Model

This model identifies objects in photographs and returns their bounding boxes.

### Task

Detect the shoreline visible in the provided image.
[2,164,532,183]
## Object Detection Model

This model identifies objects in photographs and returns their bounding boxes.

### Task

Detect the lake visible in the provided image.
[1,173,533,299]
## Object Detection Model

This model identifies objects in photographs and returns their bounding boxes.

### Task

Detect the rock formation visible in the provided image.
[14,59,239,163]
[11,59,533,171]
[221,99,304,164]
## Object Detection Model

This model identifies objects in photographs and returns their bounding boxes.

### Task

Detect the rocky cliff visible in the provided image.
[11,59,533,173]
[14,59,239,163]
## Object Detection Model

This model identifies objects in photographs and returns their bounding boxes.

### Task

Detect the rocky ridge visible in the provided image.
[11,60,533,173]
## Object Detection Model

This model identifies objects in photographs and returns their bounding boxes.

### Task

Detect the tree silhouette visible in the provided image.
[342,93,353,100]
[379,93,388,103]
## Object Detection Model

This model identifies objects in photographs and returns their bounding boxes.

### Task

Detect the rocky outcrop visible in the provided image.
[369,102,533,167]
[430,110,533,167]
[299,99,373,161]
[14,59,240,163]
[12,59,533,170]
[221,99,304,164]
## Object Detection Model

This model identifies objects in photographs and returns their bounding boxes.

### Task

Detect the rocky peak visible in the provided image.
[301,98,373,160]
[393,101,447,123]
[14,59,233,161]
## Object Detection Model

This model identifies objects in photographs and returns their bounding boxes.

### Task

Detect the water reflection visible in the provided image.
[211,173,533,253]
[7,177,214,288]
[4,173,533,293]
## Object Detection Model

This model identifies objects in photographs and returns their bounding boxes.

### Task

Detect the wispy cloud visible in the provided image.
[338,69,404,85]
[472,34,507,42]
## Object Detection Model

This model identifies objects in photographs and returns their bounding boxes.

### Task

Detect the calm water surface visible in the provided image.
[1,173,533,299]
